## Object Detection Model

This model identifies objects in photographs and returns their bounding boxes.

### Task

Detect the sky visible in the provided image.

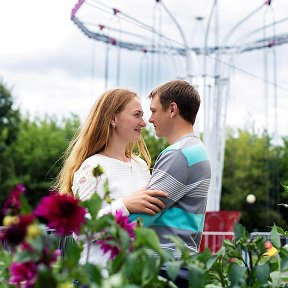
[0,0,287,138]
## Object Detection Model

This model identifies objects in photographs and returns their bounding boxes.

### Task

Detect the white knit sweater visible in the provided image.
[72,154,151,266]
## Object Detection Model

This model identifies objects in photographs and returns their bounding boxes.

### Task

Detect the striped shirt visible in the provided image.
[129,133,211,256]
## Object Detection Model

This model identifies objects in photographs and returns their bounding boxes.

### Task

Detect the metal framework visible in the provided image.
[71,0,287,212]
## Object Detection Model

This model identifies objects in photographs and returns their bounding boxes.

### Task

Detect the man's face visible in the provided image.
[149,94,170,138]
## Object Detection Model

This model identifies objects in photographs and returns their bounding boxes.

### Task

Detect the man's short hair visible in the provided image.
[149,80,201,125]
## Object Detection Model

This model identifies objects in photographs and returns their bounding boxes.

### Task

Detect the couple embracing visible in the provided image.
[56,80,211,286]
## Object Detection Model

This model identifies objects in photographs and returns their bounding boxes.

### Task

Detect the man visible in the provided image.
[129,80,211,258]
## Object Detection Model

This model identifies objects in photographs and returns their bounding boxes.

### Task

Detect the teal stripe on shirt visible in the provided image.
[129,208,205,232]
[181,144,209,166]
[161,142,180,155]
[129,213,157,227]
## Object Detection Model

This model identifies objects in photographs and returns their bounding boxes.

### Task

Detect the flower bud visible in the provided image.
[3,215,19,227]
[92,165,104,177]
[26,223,41,239]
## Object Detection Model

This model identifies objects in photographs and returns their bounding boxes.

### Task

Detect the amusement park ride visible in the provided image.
[70,0,288,212]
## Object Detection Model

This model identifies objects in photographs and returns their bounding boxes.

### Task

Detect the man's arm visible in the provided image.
[129,149,189,225]
[129,143,211,226]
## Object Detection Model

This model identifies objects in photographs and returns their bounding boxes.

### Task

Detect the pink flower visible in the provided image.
[115,210,136,238]
[98,238,120,260]
[9,261,37,288]
[34,193,86,236]
[98,210,136,260]
[2,184,26,215]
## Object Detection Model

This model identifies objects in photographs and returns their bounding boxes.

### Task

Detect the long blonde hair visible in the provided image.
[56,88,151,195]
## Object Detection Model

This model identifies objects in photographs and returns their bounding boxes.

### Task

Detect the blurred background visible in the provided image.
[0,0,288,232]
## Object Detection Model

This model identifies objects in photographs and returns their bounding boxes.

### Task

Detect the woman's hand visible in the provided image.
[123,189,168,215]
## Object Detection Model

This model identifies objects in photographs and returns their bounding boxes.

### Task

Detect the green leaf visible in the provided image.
[195,248,214,265]
[124,250,160,286]
[134,228,161,254]
[271,225,281,249]
[35,264,57,288]
[165,260,182,281]
[282,184,288,192]
[254,263,270,283]
[275,226,288,237]
[0,249,12,266]
[109,251,126,274]
[93,214,114,232]
[206,255,219,270]
[82,193,102,221]
[223,239,235,248]
[15,249,40,262]
[83,263,102,286]
[118,226,131,251]
[279,247,288,270]
[234,223,249,241]
[228,262,246,286]
[63,236,81,268]
[187,264,205,288]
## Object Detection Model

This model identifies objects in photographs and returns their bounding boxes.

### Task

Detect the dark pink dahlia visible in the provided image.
[9,261,37,288]
[98,238,120,260]
[97,210,136,260]
[34,193,86,236]
[115,210,136,238]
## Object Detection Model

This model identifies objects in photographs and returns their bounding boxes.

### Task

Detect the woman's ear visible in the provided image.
[111,116,116,128]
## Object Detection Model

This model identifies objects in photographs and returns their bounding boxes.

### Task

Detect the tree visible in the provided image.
[0,114,80,210]
[0,81,20,147]
[0,81,21,208]
[221,128,286,231]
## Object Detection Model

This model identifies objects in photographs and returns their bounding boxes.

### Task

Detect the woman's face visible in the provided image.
[113,97,146,143]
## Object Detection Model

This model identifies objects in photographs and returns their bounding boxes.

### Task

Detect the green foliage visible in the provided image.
[0,81,21,216]
[0,185,180,287]
[0,113,80,212]
[2,183,288,287]
[142,128,169,167]
[0,81,20,147]
[221,128,287,231]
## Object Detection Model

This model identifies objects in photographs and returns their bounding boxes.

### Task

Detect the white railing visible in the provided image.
[201,231,235,253]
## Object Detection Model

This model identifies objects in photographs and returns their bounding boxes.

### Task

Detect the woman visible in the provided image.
[55,88,166,265]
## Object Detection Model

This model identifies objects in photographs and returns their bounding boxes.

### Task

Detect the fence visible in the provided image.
[200,231,235,253]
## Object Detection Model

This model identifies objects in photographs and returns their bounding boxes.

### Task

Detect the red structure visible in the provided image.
[200,211,241,253]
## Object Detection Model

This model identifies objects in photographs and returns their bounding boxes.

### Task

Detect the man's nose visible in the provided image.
[148,116,153,123]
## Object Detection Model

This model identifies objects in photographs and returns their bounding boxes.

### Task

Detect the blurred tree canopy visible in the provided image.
[142,128,169,167]
[221,128,288,231]
[0,112,80,210]
[1,81,288,232]
[0,81,21,208]
[0,81,20,147]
